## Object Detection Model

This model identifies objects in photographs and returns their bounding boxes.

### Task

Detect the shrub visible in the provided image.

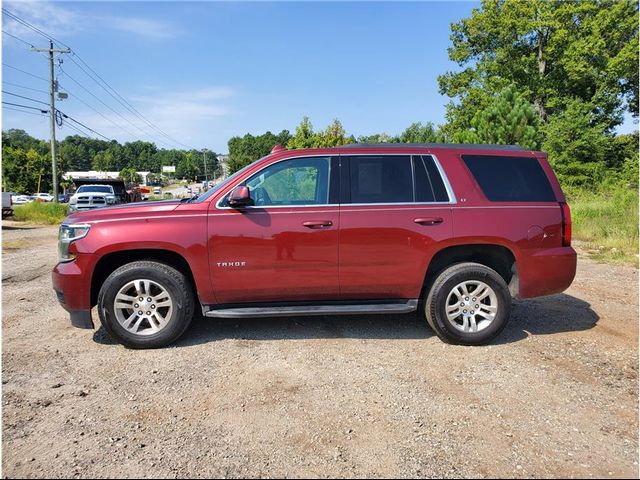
[12,201,68,224]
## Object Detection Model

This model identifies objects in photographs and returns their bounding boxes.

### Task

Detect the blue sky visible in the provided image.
[2,1,636,153]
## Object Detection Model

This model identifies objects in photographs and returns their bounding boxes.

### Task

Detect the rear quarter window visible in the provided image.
[462,155,556,202]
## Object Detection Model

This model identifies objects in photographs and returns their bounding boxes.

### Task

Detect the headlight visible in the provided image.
[58,224,90,262]
[69,197,77,205]
[106,195,116,204]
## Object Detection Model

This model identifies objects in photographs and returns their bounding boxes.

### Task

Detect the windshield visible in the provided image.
[194,157,265,203]
[77,185,113,194]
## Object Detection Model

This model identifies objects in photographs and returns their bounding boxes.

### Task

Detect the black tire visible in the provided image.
[97,260,195,349]
[424,262,511,346]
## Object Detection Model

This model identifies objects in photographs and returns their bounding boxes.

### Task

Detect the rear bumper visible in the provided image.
[518,246,577,298]
[52,253,97,329]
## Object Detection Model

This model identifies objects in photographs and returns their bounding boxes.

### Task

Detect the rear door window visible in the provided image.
[462,155,556,202]
[346,155,413,204]
[413,155,449,202]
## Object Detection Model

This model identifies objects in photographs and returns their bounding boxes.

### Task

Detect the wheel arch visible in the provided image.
[421,243,519,300]
[90,249,198,307]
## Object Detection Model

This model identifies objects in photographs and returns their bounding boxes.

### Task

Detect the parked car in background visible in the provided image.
[12,195,33,205]
[58,193,71,203]
[53,143,576,349]
[2,192,13,218]
[68,185,119,212]
[33,192,54,202]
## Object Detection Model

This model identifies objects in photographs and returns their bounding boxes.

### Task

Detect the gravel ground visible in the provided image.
[2,221,638,478]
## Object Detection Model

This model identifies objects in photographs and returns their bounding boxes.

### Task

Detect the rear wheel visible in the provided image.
[97,261,194,349]
[424,262,511,345]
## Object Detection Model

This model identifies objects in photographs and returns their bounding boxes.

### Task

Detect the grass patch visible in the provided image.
[566,186,638,265]
[12,201,67,225]
[147,193,175,201]
[2,239,27,251]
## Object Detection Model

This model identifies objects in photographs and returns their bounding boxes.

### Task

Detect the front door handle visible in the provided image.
[303,220,333,229]
[414,217,444,226]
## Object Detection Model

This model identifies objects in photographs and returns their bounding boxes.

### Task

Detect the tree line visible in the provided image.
[1,129,220,193]
[227,0,638,190]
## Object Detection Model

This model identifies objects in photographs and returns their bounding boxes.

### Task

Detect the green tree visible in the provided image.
[357,133,399,143]
[400,122,443,143]
[439,0,638,131]
[457,86,540,149]
[287,117,353,149]
[26,148,49,193]
[227,130,291,174]
[176,151,200,180]
[287,116,316,149]
[315,119,353,148]
[119,167,142,184]
[541,99,610,186]
[438,0,638,184]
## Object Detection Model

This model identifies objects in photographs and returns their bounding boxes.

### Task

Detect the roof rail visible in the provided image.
[338,143,525,151]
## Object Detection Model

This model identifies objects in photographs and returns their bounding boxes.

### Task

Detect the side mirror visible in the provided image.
[229,186,253,208]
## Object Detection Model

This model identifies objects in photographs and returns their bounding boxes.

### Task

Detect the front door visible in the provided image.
[208,156,340,304]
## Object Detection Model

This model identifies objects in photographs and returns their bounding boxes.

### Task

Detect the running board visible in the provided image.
[204,300,419,319]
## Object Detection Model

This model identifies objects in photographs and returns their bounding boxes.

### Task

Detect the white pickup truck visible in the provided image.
[68,184,119,212]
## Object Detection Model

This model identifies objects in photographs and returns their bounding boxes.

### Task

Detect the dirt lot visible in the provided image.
[2,221,638,478]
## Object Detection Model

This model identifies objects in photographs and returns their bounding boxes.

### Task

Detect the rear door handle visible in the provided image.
[303,220,333,229]
[414,217,444,226]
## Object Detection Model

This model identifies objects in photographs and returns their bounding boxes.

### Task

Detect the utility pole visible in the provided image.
[202,149,208,186]
[32,41,70,203]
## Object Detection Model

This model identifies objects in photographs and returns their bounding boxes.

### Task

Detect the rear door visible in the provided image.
[338,154,453,300]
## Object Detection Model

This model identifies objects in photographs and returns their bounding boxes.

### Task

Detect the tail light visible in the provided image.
[560,202,572,247]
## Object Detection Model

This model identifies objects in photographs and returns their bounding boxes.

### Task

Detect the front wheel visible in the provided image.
[97,261,195,349]
[424,262,511,345]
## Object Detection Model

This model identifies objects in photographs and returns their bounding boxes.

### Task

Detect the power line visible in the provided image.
[66,54,193,150]
[58,67,172,147]
[3,90,49,106]
[56,108,112,141]
[2,30,35,48]
[3,7,193,150]
[64,55,182,148]
[3,105,48,117]
[2,9,66,46]
[61,120,94,138]
[60,84,141,139]
[2,81,48,94]
[3,63,48,82]
[2,101,48,112]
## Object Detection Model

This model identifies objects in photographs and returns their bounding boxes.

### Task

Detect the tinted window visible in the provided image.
[348,156,412,204]
[77,186,112,194]
[244,156,331,206]
[462,155,556,202]
[413,155,449,202]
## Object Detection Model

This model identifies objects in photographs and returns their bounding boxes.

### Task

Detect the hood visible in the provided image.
[64,200,182,224]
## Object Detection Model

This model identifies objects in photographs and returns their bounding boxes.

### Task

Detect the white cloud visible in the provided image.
[3,0,181,42]
[61,86,237,150]
[104,16,180,40]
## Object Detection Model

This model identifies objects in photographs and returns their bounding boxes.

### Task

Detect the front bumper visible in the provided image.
[52,253,98,329]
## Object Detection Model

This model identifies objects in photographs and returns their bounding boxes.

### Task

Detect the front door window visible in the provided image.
[244,156,331,207]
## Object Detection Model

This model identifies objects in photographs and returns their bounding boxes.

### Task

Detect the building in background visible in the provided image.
[64,171,151,185]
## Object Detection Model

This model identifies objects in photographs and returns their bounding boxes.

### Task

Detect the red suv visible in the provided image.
[53,144,576,348]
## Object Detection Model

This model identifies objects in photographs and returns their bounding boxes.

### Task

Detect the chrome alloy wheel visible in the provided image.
[445,280,498,333]
[113,279,173,336]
